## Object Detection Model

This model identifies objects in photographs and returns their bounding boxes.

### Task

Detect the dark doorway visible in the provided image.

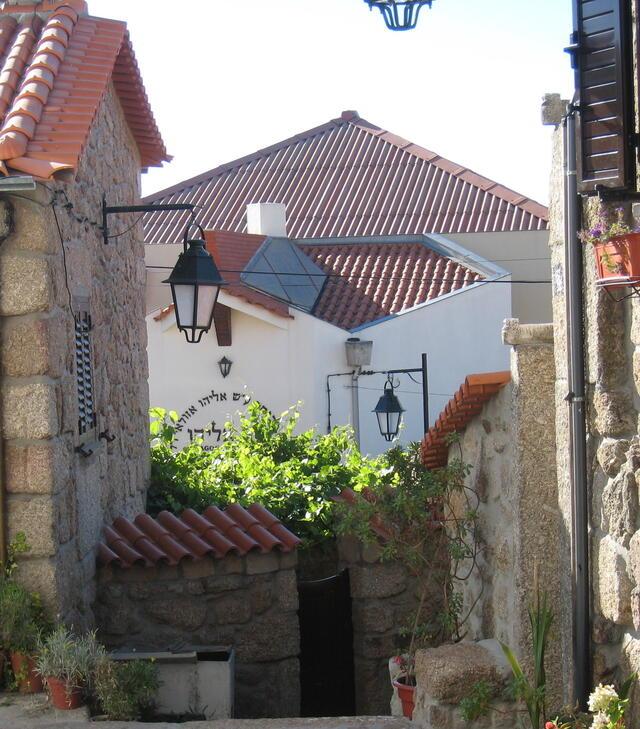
[298,569,356,717]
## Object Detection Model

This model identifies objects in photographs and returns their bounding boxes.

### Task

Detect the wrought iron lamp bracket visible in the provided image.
[101,195,195,244]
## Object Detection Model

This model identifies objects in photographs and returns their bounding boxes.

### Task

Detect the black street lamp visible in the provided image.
[373,379,405,441]
[164,223,227,344]
[363,0,433,31]
[218,356,232,378]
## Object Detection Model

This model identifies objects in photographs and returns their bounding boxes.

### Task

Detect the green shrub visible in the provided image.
[0,579,48,654]
[94,659,159,720]
[147,402,387,546]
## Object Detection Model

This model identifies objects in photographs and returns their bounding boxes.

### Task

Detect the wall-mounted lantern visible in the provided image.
[218,356,232,378]
[373,379,405,441]
[102,198,227,344]
[163,223,227,344]
[363,0,433,31]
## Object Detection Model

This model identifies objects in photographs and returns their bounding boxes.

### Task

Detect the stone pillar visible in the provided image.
[338,535,423,716]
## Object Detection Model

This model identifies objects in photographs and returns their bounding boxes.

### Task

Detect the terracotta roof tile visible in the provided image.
[421,371,511,469]
[99,503,301,569]
[143,110,548,245]
[303,240,482,330]
[0,1,168,178]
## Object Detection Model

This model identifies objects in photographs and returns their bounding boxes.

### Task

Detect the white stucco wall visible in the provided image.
[446,230,550,324]
[147,277,511,457]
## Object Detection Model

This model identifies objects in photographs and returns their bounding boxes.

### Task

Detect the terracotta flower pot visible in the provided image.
[45,676,84,710]
[393,676,416,719]
[594,232,640,289]
[10,652,43,693]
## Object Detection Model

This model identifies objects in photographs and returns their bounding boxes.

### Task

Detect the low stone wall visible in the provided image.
[338,536,424,716]
[413,640,520,729]
[94,551,300,719]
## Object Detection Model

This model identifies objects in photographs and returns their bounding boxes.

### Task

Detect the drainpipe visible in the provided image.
[351,370,361,448]
[564,106,590,710]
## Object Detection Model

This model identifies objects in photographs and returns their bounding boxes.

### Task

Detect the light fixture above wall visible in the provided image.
[218,356,232,378]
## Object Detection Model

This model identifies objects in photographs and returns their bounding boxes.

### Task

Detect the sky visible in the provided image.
[88,0,575,206]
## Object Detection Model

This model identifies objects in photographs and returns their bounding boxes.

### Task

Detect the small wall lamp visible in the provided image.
[218,356,232,378]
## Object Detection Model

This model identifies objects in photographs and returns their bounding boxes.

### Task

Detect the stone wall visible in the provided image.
[445,320,562,709]
[337,536,422,716]
[0,82,149,626]
[548,111,640,722]
[94,550,300,719]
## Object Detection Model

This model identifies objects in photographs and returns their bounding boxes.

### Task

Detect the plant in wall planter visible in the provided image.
[580,206,640,290]
[36,627,104,710]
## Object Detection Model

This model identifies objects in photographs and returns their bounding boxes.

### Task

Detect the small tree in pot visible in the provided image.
[0,533,49,693]
[335,441,479,718]
[0,583,48,693]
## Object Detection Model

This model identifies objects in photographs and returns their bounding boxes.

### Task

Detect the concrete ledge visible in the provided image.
[502,318,554,346]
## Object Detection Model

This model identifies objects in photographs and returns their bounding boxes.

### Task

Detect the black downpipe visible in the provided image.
[564,107,591,710]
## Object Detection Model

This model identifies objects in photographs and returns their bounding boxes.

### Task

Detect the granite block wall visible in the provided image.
[94,550,300,719]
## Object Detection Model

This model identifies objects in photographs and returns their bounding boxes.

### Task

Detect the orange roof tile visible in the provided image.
[98,503,301,569]
[0,0,168,178]
[421,371,511,469]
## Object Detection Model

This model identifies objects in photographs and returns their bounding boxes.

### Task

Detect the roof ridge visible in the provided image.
[144,114,351,202]
[348,114,549,220]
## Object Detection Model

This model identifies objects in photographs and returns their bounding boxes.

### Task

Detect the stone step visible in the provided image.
[0,694,411,729]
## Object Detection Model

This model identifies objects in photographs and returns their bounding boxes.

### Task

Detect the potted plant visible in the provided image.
[0,532,37,688]
[336,442,478,719]
[0,579,47,693]
[580,206,640,289]
[35,626,104,710]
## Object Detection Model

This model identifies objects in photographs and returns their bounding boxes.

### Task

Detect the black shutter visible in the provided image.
[570,0,634,193]
[75,311,96,437]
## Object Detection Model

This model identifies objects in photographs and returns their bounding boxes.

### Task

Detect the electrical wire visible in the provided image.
[145,264,550,285]
[51,203,75,320]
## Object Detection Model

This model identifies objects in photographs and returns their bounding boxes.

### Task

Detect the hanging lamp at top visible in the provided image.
[363,0,433,31]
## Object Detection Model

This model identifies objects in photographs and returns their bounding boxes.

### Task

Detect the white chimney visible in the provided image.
[246,203,287,237]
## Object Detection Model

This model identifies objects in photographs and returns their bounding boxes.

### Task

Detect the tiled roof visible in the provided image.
[142,109,548,245]
[98,503,301,569]
[151,233,484,330]
[421,372,511,469]
[303,239,483,330]
[0,0,168,178]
